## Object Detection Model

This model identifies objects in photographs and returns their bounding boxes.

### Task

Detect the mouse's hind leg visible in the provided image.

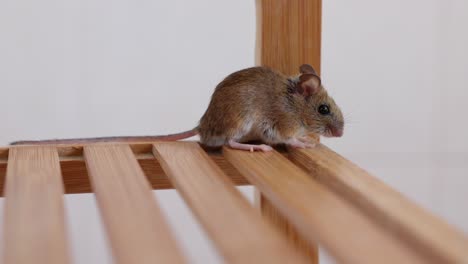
[228,140,273,152]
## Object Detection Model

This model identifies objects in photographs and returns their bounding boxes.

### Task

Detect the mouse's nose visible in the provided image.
[330,126,343,137]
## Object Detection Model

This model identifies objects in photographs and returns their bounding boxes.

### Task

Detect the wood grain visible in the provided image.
[224,147,430,264]
[256,0,322,75]
[153,142,309,263]
[3,147,70,264]
[83,144,186,264]
[0,144,248,196]
[255,192,319,264]
[288,144,468,264]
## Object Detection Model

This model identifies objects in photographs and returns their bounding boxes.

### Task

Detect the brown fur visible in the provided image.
[197,65,344,147]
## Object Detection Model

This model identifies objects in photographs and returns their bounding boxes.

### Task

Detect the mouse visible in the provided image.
[11,64,344,152]
[197,64,344,151]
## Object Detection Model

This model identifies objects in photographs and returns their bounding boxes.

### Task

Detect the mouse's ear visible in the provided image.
[300,64,318,75]
[298,74,321,96]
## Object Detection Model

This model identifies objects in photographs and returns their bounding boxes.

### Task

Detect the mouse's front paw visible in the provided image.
[286,138,316,149]
[298,136,317,144]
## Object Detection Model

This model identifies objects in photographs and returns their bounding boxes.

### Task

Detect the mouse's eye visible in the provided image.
[318,104,330,115]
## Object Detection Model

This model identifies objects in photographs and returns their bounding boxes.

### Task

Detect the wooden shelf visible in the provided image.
[2,141,467,264]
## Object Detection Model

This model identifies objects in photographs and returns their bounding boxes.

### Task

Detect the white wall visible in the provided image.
[1,0,468,263]
[0,0,255,142]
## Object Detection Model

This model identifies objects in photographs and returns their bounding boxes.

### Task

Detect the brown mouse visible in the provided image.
[197,64,344,151]
[11,64,344,151]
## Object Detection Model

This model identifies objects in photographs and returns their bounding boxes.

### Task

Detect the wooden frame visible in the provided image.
[0,144,248,196]
[2,1,468,264]
[2,141,468,263]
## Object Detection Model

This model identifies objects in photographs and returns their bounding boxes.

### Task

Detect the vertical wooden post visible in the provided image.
[255,193,320,263]
[256,0,322,75]
[255,0,321,263]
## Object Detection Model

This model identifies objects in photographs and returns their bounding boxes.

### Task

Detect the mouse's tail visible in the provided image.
[148,129,198,141]
[10,128,199,146]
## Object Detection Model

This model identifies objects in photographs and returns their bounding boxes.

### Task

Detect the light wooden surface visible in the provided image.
[153,142,308,264]
[3,147,70,264]
[288,144,468,263]
[255,192,319,264]
[224,147,430,264]
[83,145,186,264]
[0,142,467,263]
[0,144,248,196]
[256,0,322,75]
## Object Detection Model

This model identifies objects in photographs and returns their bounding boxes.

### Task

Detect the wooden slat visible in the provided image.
[83,144,186,264]
[0,144,248,196]
[288,144,468,263]
[3,147,70,264]
[223,147,429,264]
[153,142,308,264]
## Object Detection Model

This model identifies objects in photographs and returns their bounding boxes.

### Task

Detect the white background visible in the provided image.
[1,0,467,263]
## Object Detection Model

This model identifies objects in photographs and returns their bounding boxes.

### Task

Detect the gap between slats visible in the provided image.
[83,144,186,264]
